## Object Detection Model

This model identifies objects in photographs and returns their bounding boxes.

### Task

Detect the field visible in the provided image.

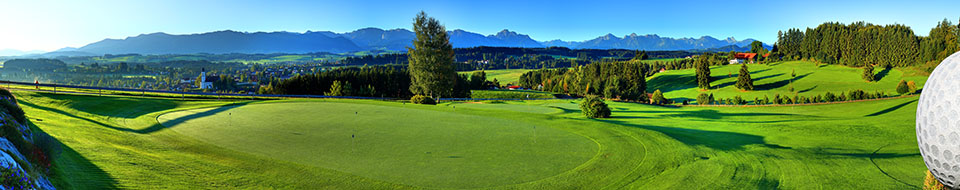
[18,85,924,189]
[648,61,929,103]
[460,69,532,85]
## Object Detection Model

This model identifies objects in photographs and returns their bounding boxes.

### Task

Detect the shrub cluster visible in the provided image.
[579,96,611,118]
[410,95,436,105]
[699,89,887,106]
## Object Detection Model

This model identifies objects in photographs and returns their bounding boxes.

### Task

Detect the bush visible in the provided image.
[579,96,611,118]
[907,81,918,94]
[697,93,712,105]
[410,95,436,105]
[650,89,667,105]
[896,80,910,95]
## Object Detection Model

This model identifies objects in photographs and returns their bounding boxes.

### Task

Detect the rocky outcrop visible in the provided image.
[0,91,56,190]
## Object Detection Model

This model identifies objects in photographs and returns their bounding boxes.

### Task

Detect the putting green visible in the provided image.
[157,101,598,188]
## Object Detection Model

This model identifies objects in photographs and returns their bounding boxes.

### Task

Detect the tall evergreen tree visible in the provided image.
[408,11,456,98]
[632,50,648,60]
[695,54,711,89]
[862,65,875,82]
[735,64,754,90]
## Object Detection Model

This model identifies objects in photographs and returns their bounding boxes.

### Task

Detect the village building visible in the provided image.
[729,53,758,64]
[199,68,218,89]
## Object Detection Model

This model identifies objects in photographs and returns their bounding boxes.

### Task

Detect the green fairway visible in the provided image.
[157,101,597,188]
[648,61,929,103]
[16,88,924,189]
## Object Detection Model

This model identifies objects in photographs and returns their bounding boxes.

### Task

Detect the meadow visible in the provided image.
[648,61,929,103]
[16,86,924,189]
[459,69,532,85]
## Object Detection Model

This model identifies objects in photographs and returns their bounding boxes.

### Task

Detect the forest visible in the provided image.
[338,46,699,70]
[771,19,959,71]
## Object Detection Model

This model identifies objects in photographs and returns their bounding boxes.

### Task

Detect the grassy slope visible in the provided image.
[647,61,929,103]
[18,88,924,189]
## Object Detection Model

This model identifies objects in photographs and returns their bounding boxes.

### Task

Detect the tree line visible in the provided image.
[771,19,959,70]
[259,65,413,97]
[518,60,648,102]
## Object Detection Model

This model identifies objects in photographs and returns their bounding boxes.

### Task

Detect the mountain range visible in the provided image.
[44,28,763,56]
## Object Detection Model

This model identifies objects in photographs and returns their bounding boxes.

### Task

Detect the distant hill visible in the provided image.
[0,49,45,56]
[56,28,766,55]
[573,33,761,51]
[76,31,363,55]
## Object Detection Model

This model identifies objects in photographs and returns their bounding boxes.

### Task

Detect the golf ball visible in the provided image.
[918,51,960,188]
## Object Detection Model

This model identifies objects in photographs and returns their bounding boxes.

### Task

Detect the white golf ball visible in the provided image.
[918,51,960,188]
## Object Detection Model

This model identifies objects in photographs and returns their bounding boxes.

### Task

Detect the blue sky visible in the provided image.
[1,0,958,51]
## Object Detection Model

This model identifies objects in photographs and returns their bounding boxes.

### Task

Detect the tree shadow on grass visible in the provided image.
[875,67,891,81]
[754,73,811,90]
[866,99,917,117]
[20,100,249,134]
[29,92,179,119]
[750,68,772,74]
[597,119,791,151]
[616,109,814,120]
[647,74,696,93]
[546,105,581,115]
[715,73,784,89]
[797,85,818,93]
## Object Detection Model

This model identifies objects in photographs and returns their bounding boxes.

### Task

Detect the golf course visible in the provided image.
[15,60,926,189]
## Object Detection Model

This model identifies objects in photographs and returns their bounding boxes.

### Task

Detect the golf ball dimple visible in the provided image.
[918,51,960,188]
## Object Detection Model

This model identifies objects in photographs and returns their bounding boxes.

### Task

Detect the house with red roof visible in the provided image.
[729,53,758,64]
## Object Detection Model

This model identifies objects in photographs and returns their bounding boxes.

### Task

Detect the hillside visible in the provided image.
[647,61,929,103]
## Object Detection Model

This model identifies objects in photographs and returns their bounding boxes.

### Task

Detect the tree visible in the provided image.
[750,41,767,54]
[580,95,611,118]
[632,50,648,60]
[469,70,487,90]
[408,11,456,99]
[603,76,621,99]
[650,89,667,105]
[735,64,754,90]
[697,93,712,105]
[325,80,351,96]
[896,80,910,95]
[695,54,712,89]
[862,65,875,82]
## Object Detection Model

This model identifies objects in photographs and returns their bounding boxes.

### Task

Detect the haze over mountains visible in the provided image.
[48,28,762,56]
